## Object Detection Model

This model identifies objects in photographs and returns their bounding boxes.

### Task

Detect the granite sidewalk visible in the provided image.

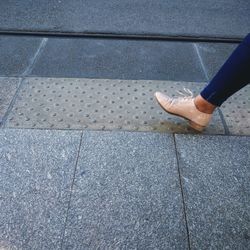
[0,18,250,249]
[0,129,249,249]
[0,76,250,249]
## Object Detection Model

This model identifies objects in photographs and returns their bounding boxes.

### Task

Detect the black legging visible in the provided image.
[200,33,250,106]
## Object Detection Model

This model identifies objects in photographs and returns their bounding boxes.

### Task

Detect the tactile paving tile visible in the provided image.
[5,77,224,134]
[220,85,250,135]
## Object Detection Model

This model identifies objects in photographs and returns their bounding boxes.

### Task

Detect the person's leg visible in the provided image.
[154,33,250,131]
[198,33,250,108]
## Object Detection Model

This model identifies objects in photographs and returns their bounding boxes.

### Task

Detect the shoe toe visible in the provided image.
[154,92,170,102]
[154,91,161,98]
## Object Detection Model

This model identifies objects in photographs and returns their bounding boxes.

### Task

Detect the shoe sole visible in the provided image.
[154,94,205,132]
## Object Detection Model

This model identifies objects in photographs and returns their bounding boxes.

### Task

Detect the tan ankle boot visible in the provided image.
[154,90,212,131]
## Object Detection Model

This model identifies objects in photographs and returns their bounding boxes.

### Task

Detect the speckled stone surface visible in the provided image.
[0,129,81,249]
[0,77,20,125]
[62,131,188,249]
[175,134,250,250]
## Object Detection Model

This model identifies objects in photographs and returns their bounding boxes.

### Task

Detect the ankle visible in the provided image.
[194,95,216,114]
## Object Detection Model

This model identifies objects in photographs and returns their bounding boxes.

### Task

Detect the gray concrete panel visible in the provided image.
[196,42,237,80]
[0,77,20,124]
[0,129,81,249]
[5,77,224,134]
[62,131,188,249]
[0,36,42,76]
[30,38,205,81]
[175,134,250,250]
[0,0,249,38]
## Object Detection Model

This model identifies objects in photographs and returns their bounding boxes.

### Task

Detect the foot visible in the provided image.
[154,90,212,131]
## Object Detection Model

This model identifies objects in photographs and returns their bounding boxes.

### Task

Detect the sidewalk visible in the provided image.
[0,128,249,249]
[0,76,249,249]
[0,2,250,248]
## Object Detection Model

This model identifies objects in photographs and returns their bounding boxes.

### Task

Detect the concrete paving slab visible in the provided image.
[175,134,250,250]
[0,36,43,76]
[30,37,205,82]
[0,77,20,125]
[0,1,249,39]
[0,129,81,249]
[220,85,250,135]
[5,77,224,134]
[62,130,188,249]
[196,42,237,80]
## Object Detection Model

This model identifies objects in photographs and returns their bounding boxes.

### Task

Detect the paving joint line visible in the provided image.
[21,37,48,76]
[192,44,230,136]
[0,39,48,128]
[173,134,191,250]
[60,131,84,250]
[2,127,248,137]
[0,77,24,128]
[193,43,209,81]
[218,108,230,135]
[1,127,250,137]
[0,30,242,43]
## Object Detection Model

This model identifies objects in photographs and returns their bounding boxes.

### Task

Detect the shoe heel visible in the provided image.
[189,121,205,132]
